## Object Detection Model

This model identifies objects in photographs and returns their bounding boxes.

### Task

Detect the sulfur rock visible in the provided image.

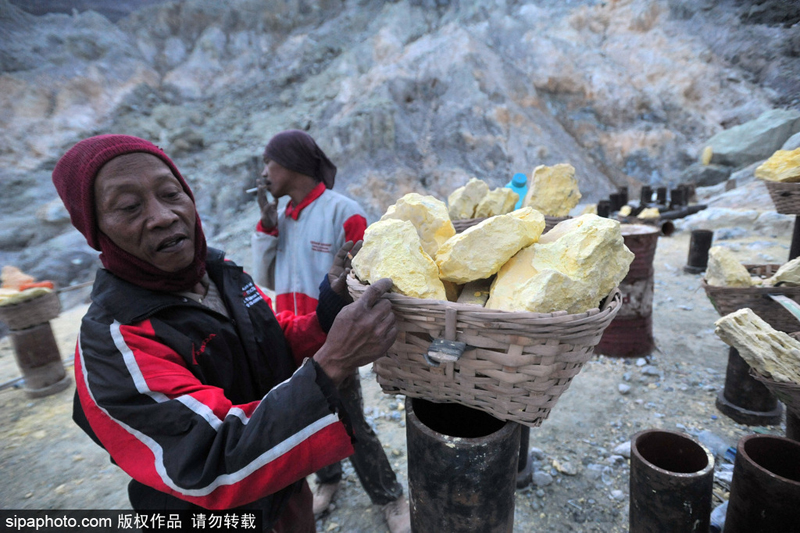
[522,164,582,217]
[763,256,800,287]
[381,193,456,258]
[475,188,519,218]
[488,215,632,313]
[701,146,713,166]
[352,219,446,300]
[435,209,545,284]
[755,148,800,183]
[619,205,632,217]
[715,309,800,384]
[581,204,598,215]
[706,246,753,287]
[638,207,660,219]
[448,178,489,220]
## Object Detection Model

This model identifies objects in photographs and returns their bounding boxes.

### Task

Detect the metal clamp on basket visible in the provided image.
[424,307,471,367]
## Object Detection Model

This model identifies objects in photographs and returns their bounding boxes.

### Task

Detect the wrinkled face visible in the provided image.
[261,158,294,198]
[94,153,196,272]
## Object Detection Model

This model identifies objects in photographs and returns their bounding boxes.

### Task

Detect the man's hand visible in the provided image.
[314,278,397,385]
[328,240,362,302]
[257,179,279,229]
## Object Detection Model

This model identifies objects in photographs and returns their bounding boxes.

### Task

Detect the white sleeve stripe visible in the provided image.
[79,321,337,496]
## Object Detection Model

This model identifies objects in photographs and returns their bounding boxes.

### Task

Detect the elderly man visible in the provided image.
[52,134,396,532]
[251,130,409,533]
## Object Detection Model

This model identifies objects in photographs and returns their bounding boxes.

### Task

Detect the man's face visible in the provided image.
[261,158,294,198]
[94,153,197,272]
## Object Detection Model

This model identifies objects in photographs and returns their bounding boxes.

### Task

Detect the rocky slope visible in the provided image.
[0,0,798,292]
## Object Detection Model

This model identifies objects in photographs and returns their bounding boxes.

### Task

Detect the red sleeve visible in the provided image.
[343,214,367,243]
[254,284,327,366]
[256,219,279,236]
[75,319,353,510]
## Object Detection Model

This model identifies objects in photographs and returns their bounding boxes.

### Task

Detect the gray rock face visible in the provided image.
[706,108,800,168]
[680,162,733,187]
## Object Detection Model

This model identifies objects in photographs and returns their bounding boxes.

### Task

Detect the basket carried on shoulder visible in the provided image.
[347,275,622,428]
[0,290,61,331]
[763,180,800,215]
[702,264,800,333]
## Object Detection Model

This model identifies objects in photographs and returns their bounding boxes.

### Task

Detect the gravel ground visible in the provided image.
[0,229,792,532]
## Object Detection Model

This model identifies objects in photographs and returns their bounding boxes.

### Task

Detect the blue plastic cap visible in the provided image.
[511,173,527,187]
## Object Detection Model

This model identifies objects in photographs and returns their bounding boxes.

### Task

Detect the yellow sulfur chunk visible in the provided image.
[435,209,545,284]
[381,193,456,258]
[447,178,489,220]
[522,164,582,217]
[762,256,800,287]
[475,188,519,218]
[705,246,753,287]
[755,148,800,183]
[638,207,660,219]
[352,219,446,300]
[619,205,632,217]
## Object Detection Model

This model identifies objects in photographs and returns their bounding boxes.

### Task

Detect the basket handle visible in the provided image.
[424,307,467,367]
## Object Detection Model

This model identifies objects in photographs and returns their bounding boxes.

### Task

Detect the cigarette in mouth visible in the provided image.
[246,187,258,194]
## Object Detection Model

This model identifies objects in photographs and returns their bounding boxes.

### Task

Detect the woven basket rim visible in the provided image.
[347,273,620,323]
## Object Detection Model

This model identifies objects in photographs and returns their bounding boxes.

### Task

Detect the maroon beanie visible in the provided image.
[52,134,207,292]
[264,130,337,189]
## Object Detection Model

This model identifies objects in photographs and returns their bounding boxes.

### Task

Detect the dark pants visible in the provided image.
[315,371,403,506]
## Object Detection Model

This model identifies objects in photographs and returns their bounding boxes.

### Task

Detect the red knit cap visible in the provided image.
[52,134,207,292]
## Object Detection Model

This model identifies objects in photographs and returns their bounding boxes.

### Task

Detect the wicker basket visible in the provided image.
[452,215,570,234]
[702,264,800,333]
[763,180,800,215]
[751,370,800,416]
[347,275,622,428]
[0,290,61,331]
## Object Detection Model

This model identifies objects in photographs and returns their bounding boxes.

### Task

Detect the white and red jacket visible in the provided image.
[251,182,367,315]
[72,249,354,528]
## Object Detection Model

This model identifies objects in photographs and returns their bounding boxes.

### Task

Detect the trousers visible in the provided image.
[315,371,403,506]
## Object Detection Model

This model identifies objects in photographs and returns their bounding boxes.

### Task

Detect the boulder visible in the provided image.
[680,162,733,187]
[706,108,800,168]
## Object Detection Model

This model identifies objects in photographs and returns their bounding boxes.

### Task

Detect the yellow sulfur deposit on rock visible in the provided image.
[435,208,545,284]
[493,215,632,313]
[381,193,456,258]
[638,207,660,219]
[522,164,582,217]
[447,177,489,220]
[619,205,632,217]
[755,148,800,183]
[352,219,446,300]
[475,188,519,218]
[705,246,753,287]
[701,146,713,166]
[762,256,800,287]
[715,308,800,384]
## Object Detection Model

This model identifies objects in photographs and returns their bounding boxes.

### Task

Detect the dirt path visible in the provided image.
[0,230,791,532]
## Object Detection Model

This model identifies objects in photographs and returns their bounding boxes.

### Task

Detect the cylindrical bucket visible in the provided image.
[724,434,800,533]
[640,186,652,206]
[517,425,533,488]
[630,429,715,533]
[406,398,520,533]
[598,200,611,218]
[787,411,800,442]
[716,347,782,426]
[596,224,659,357]
[10,322,71,398]
[684,229,714,274]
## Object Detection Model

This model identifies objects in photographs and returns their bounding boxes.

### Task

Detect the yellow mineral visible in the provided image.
[581,204,598,215]
[352,219,446,300]
[485,244,538,310]
[475,188,519,218]
[755,148,800,183]
[435,210,545,284]
[447,178,489,220]
[705,246,753,287]
[701,146,713,166]
[522,164,582,217]
[619,205,632,217]
[715,309,800,384]
[381,193,456,258]
[763,256,800,287]
[638,207,660,219]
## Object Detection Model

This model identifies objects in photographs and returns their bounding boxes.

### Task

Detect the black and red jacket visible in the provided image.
[72,248,355,527]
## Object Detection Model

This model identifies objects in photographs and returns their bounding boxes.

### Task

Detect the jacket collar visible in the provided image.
[91,248,229,324]
[285,182,325,221]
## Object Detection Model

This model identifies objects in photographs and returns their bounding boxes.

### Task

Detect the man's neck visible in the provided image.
[288,175,320,206]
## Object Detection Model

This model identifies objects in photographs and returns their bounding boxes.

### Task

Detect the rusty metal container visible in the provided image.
[10,322,70,398]
[630,429,715,533]
[406,398,520,533]
[596,224,659,357]
[724,434,800,533]
[684,229,714,274]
